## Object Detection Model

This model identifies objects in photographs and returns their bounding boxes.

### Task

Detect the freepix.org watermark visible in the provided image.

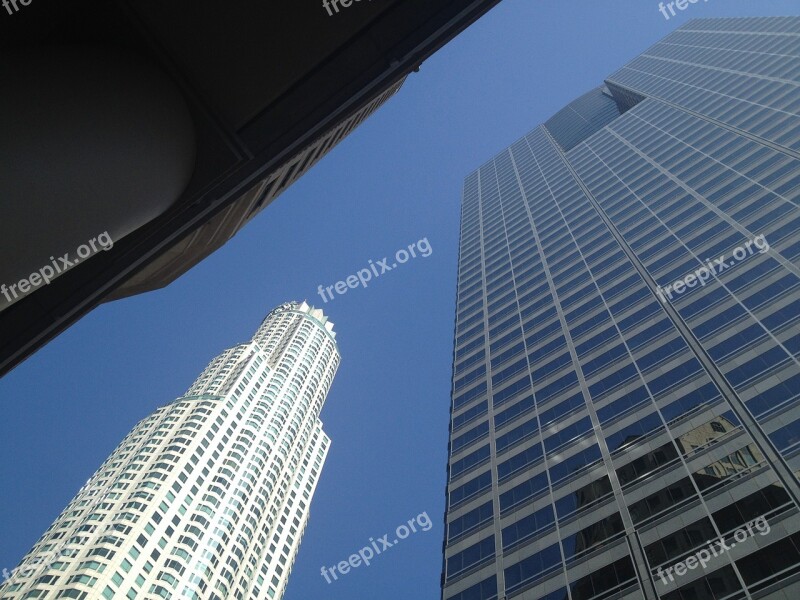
[317,237,432,303]
[320,511,433,584]
[0,231,114,306]
[2,0,32,16]
[322,0,373,17]
[656,516,770,585]
[656,234,768,303]
[658,0,710,20]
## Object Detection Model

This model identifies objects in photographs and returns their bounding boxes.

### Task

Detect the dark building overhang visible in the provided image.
[0,0,502,376]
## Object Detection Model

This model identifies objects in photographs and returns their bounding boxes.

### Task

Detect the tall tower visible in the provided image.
[1,301,340,600]
[442,16,800,600]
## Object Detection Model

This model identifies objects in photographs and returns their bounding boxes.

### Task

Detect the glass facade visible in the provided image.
[442,17,800,600]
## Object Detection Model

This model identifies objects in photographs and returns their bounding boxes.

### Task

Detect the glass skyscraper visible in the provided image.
[0,301,339,600]
[443,16,800,600]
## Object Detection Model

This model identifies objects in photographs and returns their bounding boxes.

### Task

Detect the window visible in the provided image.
[444,575,497,600]
[446,536,495,579]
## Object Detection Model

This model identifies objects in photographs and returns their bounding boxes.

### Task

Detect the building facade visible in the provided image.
[1,301,339,600]
[104,79,406,304]
[443,16,800,600]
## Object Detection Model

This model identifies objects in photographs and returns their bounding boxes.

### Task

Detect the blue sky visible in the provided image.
[1,1,798,599]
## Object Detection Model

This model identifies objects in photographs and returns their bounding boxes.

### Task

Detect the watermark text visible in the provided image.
[317,237,432,303]
[656,234,768,303]
[656,516,770,585]
[320,511,432,583]
[658,0,710,20]
[1,231,114,306]
[322,0,374,17]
